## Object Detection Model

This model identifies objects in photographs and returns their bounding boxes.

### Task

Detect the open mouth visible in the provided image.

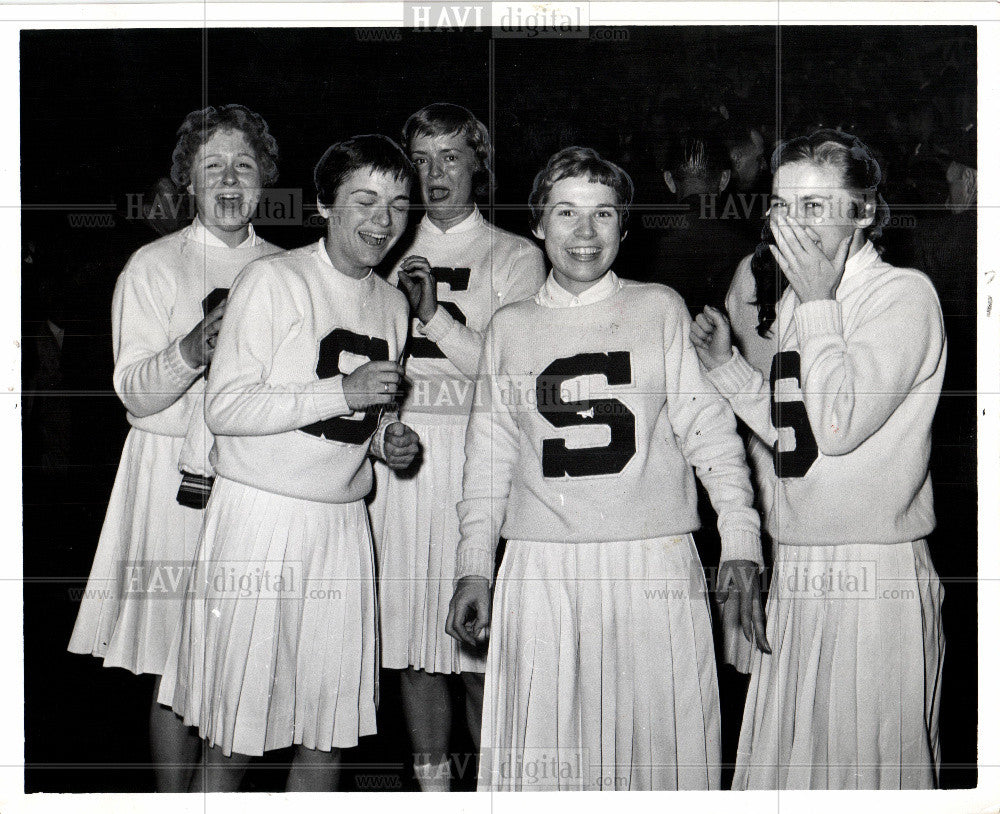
[359,230,389,247]
[215,193,245,212]
[427,187,450,203]
[566,246,602,261]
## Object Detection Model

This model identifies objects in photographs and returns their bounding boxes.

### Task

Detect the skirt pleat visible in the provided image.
[371,416,486,674]
[160,477,377,756]
[480,535,720,791]
[733,540,944,790]
[68,428,205,675]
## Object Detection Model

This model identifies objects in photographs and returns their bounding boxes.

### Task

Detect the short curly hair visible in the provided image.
[528,146,634,234]
[402,103,494,198]
[170,104,279,189]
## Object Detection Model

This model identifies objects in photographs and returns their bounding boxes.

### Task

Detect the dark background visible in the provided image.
[21,25,977,792]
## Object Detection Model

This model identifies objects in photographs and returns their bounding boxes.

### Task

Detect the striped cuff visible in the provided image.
[165,336,205,383]
[720,526,764,570]
[419,305,458,345]
[310,375,351,422]
[705,348,758,396]
[454,543,495,585]
[794,299,843,340]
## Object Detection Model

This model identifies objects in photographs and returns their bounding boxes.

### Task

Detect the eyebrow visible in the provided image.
[550,201,617,207]
[350,189,410,201]
[200,152,257,160]
[411,147,462,155]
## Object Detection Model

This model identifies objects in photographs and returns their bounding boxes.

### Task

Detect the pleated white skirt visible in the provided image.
[68,428,205,675]
[371,415,486,674]
[159,477,378,757]
[479,535,721,791]
[733,540,944,790]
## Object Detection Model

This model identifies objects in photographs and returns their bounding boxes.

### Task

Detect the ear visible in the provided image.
[962,166,977,197]
[532,222,545,241]
[187,182,195,197]
[853,196,876,229]
[662,170,676,195]
[316,199,334,222]
[620,228,628,243]
[718,170,731,194]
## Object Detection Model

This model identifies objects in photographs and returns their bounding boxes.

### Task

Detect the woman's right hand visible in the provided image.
[446,576,491,647]
[342,360,405,411]
[691,305,734,371]
[179,299,227,368]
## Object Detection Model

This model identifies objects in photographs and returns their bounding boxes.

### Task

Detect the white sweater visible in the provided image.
[389,209,545,417]
[454,272,762,582]
[111,223,279,438]
[707,241,946,545]
[207,240,410,503]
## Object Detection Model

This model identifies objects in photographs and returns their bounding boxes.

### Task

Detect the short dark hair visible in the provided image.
[402,103,494,197]
[314,134,416,207]
[663,133,730,183]
[528,146,634,233]
[170,104,279,189]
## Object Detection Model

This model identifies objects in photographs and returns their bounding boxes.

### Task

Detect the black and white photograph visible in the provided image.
[6,1,999,810]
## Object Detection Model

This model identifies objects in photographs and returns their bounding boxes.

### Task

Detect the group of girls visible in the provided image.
[68,102,946,793]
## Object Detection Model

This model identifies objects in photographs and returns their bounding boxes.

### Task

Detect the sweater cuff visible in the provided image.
[705,348,757,395]
[419,305,458,344]
[166,337,205,382]
[311,374,351,421]
[794,298,843,340]
[368,414,395,461]
[454,543,494,585]
[720,527,764,570]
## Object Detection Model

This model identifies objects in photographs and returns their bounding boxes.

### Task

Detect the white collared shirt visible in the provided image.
[535,269,623,309]
[418,206,482,236]
[190,217,263,249]
[315,238,373,281]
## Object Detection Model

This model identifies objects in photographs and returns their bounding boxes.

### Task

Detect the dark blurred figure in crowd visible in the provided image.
[909,128,977,792]
[646,131,755,313]
[724,123,768,196]
[715,122,772,244]
[913,134,976,473]
[23,241,73,487]
[905,99,944,161]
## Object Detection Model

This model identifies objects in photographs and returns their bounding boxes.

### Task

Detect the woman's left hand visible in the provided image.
[769,212,857,303]
[383,421,420,470]
[397,255,438,324]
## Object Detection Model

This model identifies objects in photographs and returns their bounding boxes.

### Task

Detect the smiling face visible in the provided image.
[187,128,263,246]
[408,131,479,228]
[770,160,873,260]
[533,176,622,295]
[319,167,411,278]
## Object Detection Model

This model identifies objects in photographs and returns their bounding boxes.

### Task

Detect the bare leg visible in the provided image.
[189,743,251,792]
[460,671,485,752]
[150,675,201,792]
[400,668,452,791]
[286,745,341,792]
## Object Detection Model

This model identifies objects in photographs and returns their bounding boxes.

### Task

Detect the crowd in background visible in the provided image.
[19,25,978,792]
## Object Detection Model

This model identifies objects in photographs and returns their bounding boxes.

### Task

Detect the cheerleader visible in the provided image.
[370,103,545,790]
[447,147,766,791]
[158,135,420,791]
[692,129,946,789]
[67,104,281,791]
